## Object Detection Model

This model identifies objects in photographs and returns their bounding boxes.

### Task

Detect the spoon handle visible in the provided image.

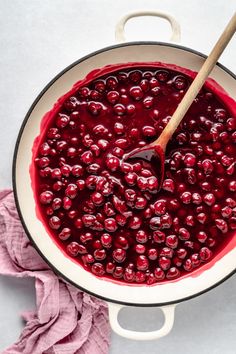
[155,12,236,149]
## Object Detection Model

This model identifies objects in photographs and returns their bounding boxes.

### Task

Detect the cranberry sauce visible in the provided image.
[33,65,236,285]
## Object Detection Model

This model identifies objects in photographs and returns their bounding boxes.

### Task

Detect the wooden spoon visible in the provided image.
[124,12,236,190]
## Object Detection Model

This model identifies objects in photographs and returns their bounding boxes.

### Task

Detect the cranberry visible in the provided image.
[203,193,216,206]
[129,216,142,229]
[135,244,146,254]
[226,198,236,208]
[97,139,109,150]
[136,230,148,243]
[52,198,62,211]
[104,218,118,232]
[67,147,77,158]
[93,239,102,249]
[112,147,124,158]
[63,197,72,210]
[126,104,136,115]
[136,255,149,271]
[185,215,195,227]
[162,179,175,193]
[47,127,60,139]
[153,199,166,215]
[154,267,165,280]
[94,249,106,261]
[87,101,103,115]
[199,247,212,261]
[113,266,124,278]
[79,86,90,97]
[190,253,201,267]
[215,219,228,233]
[124,268,135,282]
[39,142,51,156]
[39,191,53,204]
[143,96,154,109]
[166,267,180,279]
[129,70,142,83]
[116,214,126,226]
[74,218,82,229]
[76,179,85,191]
[91,263,105,276]
[149,217,161,230]
[229,181,236,192]
[106,76,118,90]
[104,202,115,216]
[85,175,97,190]
[82,214,96,227]
[183,153,196,167]
[197,231,208,243]
[57,228,71,241]
[153,230,165,243]
[192,192,202,205]
[135,197,147,209]
[113,104,126,116]
[124,189,136,202]
[179,227,190,241]
[183,259,193,272]
[160,213,172,229]
[176,248,187,259]
[226,117,236,131]
[82,254,95,265]
[147,176,158,192]
[200,181,212,191]
[159,257,171,271]
[147,248,158,260]
[142,126,156,137]
[67,242,81,256]
[180,191,192,204]
[65,184,78,199]
[166,235,178,248]
[137,176,148,191]
[106,156,120,171]
[214,108,227,122]
[129,86,143,101]
[221,206,232,218]
[106,262,115,274]
[80,151,94,165]
[37,157,50,168]
[49,216,61,230]
[125,172,137,186]
[91,192,104,206]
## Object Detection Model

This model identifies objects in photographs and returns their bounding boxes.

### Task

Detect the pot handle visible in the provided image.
[108,302,176,341]
[115,10,181,43]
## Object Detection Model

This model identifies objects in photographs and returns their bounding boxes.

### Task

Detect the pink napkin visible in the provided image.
[0,190,110,354]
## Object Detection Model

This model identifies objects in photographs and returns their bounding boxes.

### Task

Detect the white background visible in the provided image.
[0,0,236,353]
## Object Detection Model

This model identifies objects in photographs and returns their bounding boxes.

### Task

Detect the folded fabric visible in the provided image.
[0,190,110,354]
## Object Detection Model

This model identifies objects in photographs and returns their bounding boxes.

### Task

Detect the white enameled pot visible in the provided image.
[13,11,236,340]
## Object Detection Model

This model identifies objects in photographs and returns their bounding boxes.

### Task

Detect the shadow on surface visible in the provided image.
[110,273,236,354]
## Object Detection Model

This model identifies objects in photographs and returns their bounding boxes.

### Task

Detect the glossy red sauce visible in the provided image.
[31,62,236,285]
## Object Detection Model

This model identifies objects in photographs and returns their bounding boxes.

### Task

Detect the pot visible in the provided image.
[13,10,236,340]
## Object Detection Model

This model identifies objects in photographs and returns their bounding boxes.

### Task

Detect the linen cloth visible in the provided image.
[0,190,110,354]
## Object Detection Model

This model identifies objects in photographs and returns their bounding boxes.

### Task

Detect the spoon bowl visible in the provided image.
[124,144,165,191]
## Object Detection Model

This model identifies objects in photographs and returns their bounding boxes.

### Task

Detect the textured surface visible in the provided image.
[0,190,110,354]
[0,0,236,353]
